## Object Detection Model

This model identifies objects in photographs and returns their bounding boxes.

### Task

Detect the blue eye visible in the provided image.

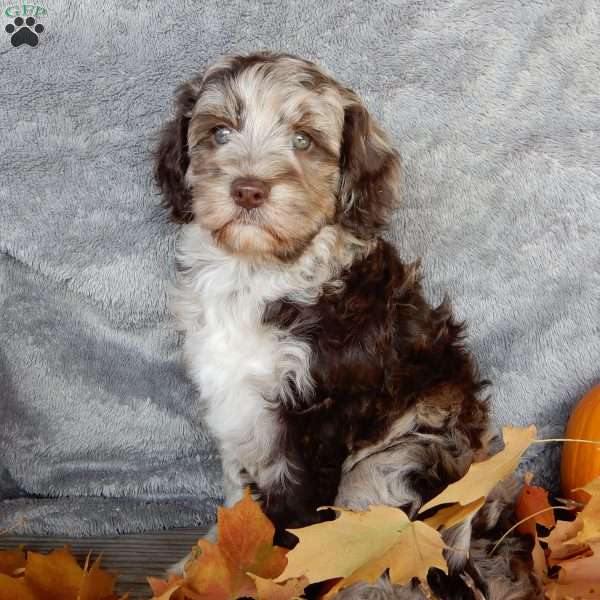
[292,131,311,150]
[214,126,232,145]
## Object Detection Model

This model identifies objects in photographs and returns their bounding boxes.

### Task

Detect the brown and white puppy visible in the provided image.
[155,53,540,599]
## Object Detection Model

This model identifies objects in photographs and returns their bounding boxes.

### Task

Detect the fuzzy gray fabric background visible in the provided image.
[0,0,598,536]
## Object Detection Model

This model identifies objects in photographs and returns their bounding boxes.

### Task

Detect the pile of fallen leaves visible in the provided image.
[1,425,600,599]
[0,546,126,600]
[522,476,600,600]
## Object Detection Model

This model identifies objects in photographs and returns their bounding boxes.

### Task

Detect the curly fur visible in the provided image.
[155,52,539,597]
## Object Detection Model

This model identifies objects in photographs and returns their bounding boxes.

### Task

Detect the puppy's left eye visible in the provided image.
[292,131,311,150]
[214,126,232,145]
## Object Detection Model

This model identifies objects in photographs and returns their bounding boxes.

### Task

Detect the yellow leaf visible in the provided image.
[248,573,308,600]
[419,426,536,513]
[576,477,600,544]
[278,505,446,594]
[542,518,588,565]
[424,497,485,531]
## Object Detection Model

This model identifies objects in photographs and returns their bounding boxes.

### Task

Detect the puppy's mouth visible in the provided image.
[233,208,266,226]
[215,212,285,246]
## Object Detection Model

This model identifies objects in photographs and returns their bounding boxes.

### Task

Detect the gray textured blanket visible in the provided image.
[1,0,599,536]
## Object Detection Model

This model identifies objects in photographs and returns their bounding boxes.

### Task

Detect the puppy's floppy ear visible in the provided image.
[338,90,402,239]
[154,80,202,223]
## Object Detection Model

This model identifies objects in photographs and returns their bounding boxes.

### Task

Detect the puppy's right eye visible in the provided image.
[292,131,311,151]
[213,126,232,145]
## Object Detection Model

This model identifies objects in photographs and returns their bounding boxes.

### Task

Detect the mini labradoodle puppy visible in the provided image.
[155,52,540,599]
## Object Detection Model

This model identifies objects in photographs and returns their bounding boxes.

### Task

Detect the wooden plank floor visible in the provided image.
[0,528,206,598]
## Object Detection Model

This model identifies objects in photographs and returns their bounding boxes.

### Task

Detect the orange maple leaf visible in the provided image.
[148,573,186,600]
[515,480,556,536]
[0,573,37,600]
[215,489,288,582]
[0,546,26,576]
[150,489,290,600]
[185,539,239,600]
[0,546,126,600]
[148,575,175,596]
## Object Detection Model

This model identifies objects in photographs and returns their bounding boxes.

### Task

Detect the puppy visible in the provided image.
[155,52,540,599]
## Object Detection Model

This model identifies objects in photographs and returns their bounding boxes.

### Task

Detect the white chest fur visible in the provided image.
[172,224,363,493]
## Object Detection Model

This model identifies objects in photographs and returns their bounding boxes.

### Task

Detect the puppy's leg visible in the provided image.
[203,451,248,542]
[256,450,316,547]
[337,436,541,600]
[222,449,249,507]
[428,480,543,600]
[336,383,492,516]
[335,429,477,516]
[332,577,429,600]
[463,480,543,600]
[168,451,249,575]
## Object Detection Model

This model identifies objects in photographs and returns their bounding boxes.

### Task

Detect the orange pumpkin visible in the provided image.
[561,383,600,503]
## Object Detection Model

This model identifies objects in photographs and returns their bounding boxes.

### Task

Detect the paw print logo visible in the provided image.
[5,16,44,47]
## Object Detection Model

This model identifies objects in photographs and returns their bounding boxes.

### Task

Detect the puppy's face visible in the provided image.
[188,57,345,258]
[156,53,401,261]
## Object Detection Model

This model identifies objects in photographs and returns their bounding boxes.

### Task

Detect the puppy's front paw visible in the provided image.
[168,553,191,577]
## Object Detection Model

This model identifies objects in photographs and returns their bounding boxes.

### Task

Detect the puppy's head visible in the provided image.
[155,52,401,260]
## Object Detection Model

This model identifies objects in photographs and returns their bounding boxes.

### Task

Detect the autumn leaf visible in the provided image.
[0,547,26,576]
[278,505,446,597]
[25,547,86,599]
[545,541,600,599]
[515,480,556,536]
[248,573,308,600]
[514,473,552,575]
[215,488,288,582]
[79,555,121,600]
[540,479,600,598]
[576,477,600,544]
[0,574,37,600]
[556,541,600,583]
[185,539,238,600]
[150,488,288,600]
[424,498,485,531]
[419,426,536,514]
[0,546,125,600]
[543,518,589,565]
[531,533,547,581]
[545,580,600,600]
[148,574,185,600]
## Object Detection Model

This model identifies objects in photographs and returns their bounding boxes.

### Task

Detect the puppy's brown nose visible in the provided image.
[231,178,269,209]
